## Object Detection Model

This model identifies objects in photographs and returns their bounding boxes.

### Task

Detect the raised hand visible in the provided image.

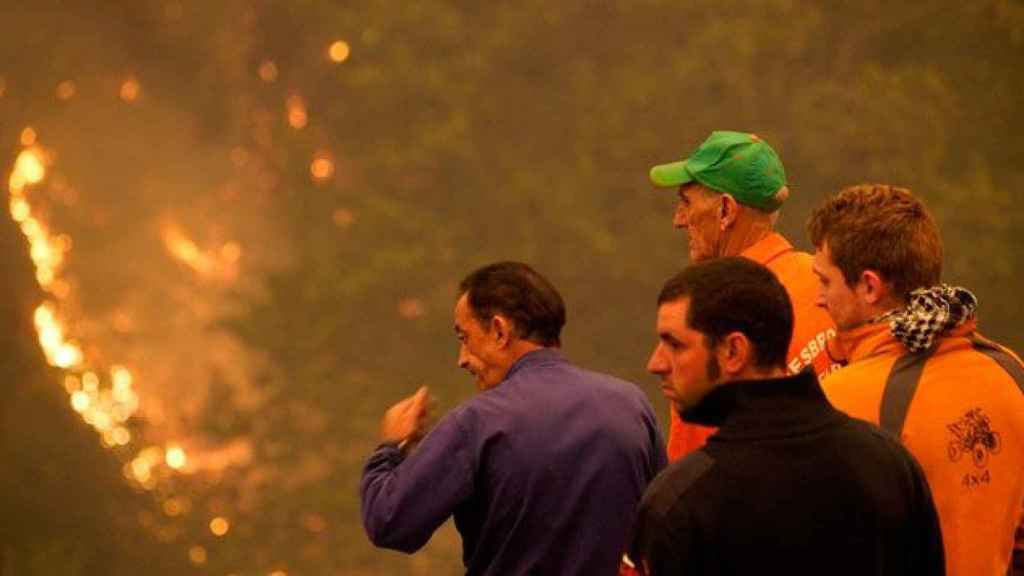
[380,386,432,447]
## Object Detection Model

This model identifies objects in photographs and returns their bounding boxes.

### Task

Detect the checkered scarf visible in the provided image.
[875,285,977,353]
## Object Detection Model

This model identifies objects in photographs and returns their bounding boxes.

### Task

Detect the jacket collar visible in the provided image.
[828,317,979,364]
[685,371,841,438]
[503,347,565,381]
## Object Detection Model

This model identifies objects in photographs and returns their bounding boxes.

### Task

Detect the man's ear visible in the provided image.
[857,269,890,305]
[719,331,752,375]
[490,315,513,348]
[719,193,740,231]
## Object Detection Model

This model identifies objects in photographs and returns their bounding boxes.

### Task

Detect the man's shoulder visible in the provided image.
[765,245,814,280]
[822,357,875,384]
[819,356,890,421]
[755,239,829,317]
[822,350,894,389]
[936,331,1024,372]
[838,413,907,453]
[579,365,647,393]
[579,368,656,415]
[825,328,1022,386]
[421,400,478,441]
[641,450,716,518]
[513,359,649,401]
[838,415,932,484]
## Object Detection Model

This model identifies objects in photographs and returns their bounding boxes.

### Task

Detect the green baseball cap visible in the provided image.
[649,131,788,212]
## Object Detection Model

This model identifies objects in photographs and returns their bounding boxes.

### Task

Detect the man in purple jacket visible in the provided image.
[361,261,666,575]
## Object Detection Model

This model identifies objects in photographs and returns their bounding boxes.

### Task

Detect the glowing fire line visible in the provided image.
[6,136,186,487]
[7,133,254,569]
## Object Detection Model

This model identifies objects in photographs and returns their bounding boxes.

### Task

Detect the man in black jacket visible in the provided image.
[629,257,944,575]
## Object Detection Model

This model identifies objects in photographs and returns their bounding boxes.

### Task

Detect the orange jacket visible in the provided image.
[666,233,838,461]
[822,320,1024,576]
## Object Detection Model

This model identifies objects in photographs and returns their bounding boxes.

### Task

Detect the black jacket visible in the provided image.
[631,371,944,575]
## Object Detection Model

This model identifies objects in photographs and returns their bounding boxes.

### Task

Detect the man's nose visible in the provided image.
[815,292,827,309]
[647,346,667,374]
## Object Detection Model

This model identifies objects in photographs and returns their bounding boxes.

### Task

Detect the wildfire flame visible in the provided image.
[160,223,242,280]
[5,135,185,485]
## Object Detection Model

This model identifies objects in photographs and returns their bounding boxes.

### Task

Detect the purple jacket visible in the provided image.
[361,348,666,575]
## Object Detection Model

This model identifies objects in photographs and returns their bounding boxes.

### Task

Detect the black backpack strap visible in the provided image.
[970,335,1024,394]
[879,348,936,436]
[968,335,1024,576]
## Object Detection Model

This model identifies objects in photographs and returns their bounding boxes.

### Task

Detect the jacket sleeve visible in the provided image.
[631,505,698,576]
[360,410,475,553]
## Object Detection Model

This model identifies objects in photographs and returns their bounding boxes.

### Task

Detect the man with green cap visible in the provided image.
[649,130,837,461]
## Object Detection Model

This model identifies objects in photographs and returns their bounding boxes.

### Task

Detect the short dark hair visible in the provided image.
[658,257,793,368]
[459,261,566,347]
[807,184,942,301]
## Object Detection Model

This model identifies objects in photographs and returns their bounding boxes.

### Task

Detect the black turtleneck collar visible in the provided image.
[681,370,843,440]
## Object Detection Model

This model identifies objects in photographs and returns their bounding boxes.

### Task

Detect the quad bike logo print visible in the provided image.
[947,408,1001,468]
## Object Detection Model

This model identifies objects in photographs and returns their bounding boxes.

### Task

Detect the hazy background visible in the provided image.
[1,1,1022,574]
